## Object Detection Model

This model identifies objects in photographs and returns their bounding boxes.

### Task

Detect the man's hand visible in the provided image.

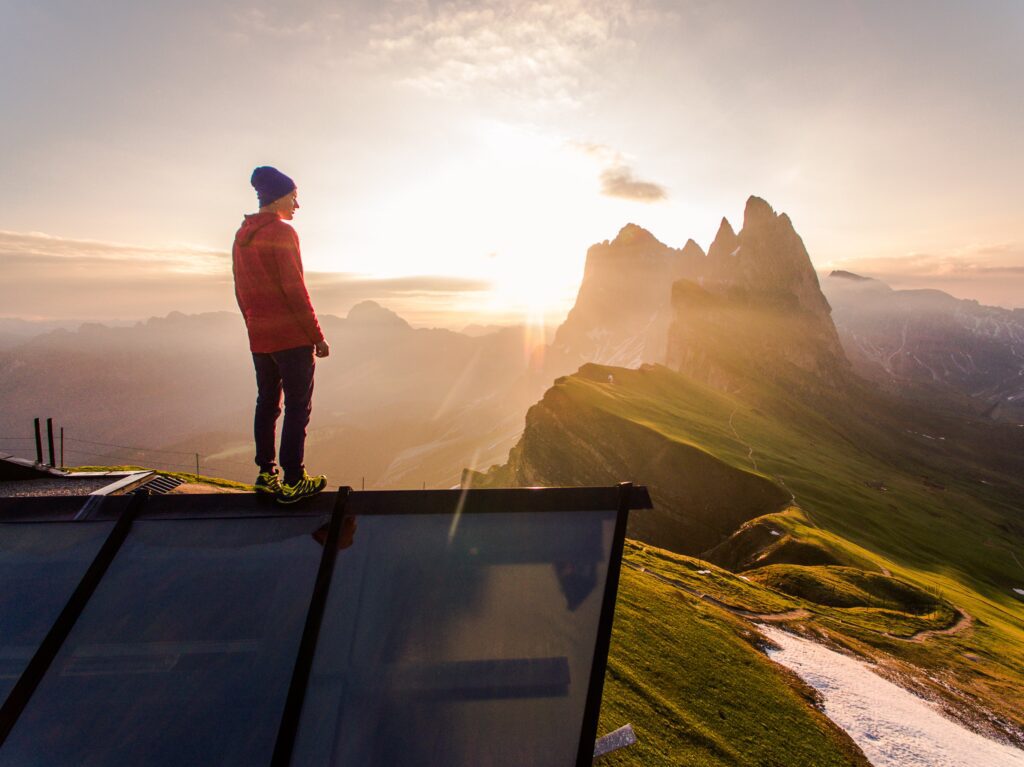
[314,339,330,358]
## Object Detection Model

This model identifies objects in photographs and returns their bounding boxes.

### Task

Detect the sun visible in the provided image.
[310,118,638,326]
[484,257,576,319]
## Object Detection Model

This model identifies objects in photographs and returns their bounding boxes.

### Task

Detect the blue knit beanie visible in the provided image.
[251,166,296,207]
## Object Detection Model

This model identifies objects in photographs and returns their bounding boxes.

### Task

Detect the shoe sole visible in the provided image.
[275,485,327,505]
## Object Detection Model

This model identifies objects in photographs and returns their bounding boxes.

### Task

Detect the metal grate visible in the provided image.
[128,475,184,495]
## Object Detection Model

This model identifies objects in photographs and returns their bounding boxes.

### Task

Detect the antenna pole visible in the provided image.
[46,418,56,467]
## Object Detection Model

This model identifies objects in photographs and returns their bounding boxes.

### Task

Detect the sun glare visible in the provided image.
[310,120,601,325]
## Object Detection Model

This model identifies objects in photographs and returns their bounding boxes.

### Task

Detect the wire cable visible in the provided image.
[64,436,196,456]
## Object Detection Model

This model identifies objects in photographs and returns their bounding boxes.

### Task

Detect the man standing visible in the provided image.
[233,166,329,504]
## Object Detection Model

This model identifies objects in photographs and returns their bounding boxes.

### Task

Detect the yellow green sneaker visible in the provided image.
[277,471,328,505]
[254,470,282,495]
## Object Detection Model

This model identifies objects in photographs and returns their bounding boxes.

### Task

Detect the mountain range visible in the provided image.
[0,304,547,487]
[470,196,1024,754]
[3,196,1023,761]
[823,270,1024,422]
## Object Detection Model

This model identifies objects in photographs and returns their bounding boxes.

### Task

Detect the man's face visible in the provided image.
[276,189,299,220]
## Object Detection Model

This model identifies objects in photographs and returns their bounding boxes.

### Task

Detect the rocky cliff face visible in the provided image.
[547,224,704,373]
[667,196,848,390]
[550,197,848,392]
[702,197,833,317]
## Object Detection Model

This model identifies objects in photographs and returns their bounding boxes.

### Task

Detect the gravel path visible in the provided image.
[0,477,114,497]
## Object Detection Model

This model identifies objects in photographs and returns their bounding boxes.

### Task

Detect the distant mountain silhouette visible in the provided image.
[822,272,1024,422]
[345,300,411,328]
[0,317,102,351]
[0,306,545,486]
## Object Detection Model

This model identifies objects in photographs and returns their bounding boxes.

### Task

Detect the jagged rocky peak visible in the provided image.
[707,217,739,261]
[681,238,706,259]
[612,223,662,247]
[742,195,776,228]
[668,195,849,389]
[549,224,698,371]
[550,196,848,382]
[719,195,833,317]
[580,222,675,278]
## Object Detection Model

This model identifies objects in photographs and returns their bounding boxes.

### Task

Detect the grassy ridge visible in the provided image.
[747,565,946,612]
[512,363,1024,742]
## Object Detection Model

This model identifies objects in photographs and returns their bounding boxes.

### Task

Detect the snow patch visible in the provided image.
[1013,588,1024,597]
[761,625,1024,766]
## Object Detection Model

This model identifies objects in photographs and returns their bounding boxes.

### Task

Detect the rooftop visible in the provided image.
[0,484,651,766]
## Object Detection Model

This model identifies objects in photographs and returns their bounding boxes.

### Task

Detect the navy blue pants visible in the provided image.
[252,345,315,484]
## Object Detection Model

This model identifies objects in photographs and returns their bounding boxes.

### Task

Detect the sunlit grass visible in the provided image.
[483,361,1024,741]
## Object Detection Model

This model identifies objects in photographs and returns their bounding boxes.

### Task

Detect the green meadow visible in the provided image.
[480,363,1024,749]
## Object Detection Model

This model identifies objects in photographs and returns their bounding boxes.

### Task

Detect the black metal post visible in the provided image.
[195,453,200,475]
[0,493,146,746]
[60,428,64,468]
[271,488,352,766]
[33,418,42,464]
[46,418,55,467]
[574,481,633,767]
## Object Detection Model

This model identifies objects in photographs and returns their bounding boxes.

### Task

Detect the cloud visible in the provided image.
[973,266,1024,274]
[366,0,639,106]
[307,273,489,312]
[829,241,1024,279]
[314,274,488,293]
[826,241,1024,309]
[0,230,491,323]
[569,140,667,202]
[232,7,328,41]
[599,165,667,201]
[0,229,226,268]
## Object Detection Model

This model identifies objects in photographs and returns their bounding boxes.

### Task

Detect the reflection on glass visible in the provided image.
[292,510,614,767]
[312,515,358,551]
[0,517,325,767]
[0,496,108,522]
[0,522,113,701]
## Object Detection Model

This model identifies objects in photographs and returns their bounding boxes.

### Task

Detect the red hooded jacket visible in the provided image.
[232,213,324,353]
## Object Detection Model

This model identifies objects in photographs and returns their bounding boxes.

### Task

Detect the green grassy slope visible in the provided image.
[599,563,870,767]
[476,362,1024,744]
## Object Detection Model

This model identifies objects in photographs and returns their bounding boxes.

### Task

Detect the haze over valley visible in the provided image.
[4,195,1024,764]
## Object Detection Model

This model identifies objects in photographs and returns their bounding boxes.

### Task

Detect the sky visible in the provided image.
[2,0,1022,328]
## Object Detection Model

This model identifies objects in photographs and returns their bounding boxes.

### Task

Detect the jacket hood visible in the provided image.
[234,212,282,246]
